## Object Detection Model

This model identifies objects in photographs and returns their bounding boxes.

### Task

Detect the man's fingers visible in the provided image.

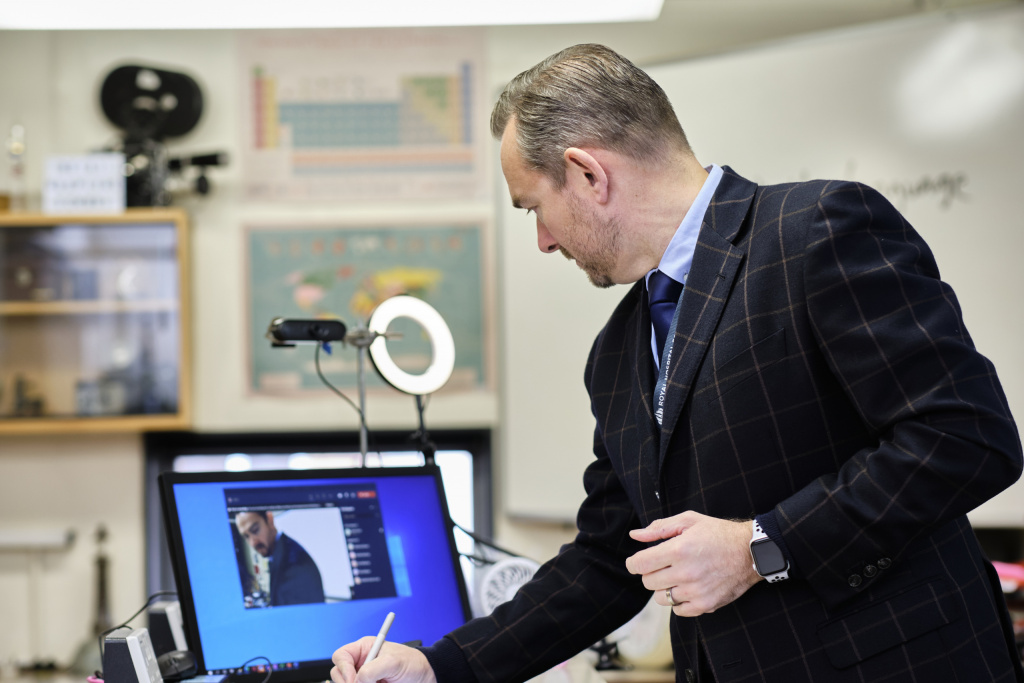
[622,532,688,577]
[353,650,413,683]
[626,514,759,618]
[655,583,682,608]
[629,523,676,542]
[332,635,376,683]
[333,636,372,666]
[330,663,355,683]
[360,643,436,683]
[638,564,675,591]
[353,659,388,683]
[629,511,700,542]
[626,539,679,576]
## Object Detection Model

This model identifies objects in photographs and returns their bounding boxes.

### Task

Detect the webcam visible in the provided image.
[266,318,348,347]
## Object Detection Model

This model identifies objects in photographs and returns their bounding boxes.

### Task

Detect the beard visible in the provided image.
[562,193,620,289]
[559,246,614,288]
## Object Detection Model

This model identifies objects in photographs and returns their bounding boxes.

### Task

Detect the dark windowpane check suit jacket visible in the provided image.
[269,532,325,607]
[436,168,1024,682]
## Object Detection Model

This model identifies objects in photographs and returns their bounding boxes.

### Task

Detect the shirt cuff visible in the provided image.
[416,636,476,683]
[754,511,797,577]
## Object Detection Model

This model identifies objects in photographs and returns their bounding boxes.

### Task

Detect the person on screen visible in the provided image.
[235,511,326,607]
[331,44,1024,682]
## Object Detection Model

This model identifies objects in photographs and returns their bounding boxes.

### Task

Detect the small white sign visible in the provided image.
[43,153,126,214]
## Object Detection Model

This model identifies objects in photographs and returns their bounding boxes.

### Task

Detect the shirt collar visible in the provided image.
[645,164,723,369]
[645,163,724,287]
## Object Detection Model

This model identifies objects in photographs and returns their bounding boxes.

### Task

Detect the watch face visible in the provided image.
[751,538,788,575]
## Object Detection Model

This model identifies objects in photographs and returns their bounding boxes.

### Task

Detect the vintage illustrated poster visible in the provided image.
[247,222,489,394]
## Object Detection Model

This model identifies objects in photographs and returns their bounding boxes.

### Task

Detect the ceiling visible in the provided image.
[489,0,1019,71]
[657,0,1016,56]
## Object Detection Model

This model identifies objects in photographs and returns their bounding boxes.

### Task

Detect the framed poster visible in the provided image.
[247,222,489,395]
[239,28,488,202]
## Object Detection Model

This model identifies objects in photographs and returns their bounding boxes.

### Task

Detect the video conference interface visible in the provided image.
[167,472,470,675]
[226,484,398,608]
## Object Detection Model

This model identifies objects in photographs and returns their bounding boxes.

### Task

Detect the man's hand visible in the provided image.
[331,638,436,683]
[626,511,761,617]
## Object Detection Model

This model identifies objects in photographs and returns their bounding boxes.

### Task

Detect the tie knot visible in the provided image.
[648,270,683,306]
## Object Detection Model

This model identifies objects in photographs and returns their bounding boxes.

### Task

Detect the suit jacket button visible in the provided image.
[655,490,660,500]
[863,564,878,578]
[877,557,892,570]
[848,574,863,587]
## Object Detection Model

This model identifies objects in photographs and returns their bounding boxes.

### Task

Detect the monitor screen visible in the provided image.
[159,466,471,682]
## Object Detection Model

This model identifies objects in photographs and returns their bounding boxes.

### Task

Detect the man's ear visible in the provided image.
[564,147,609,204]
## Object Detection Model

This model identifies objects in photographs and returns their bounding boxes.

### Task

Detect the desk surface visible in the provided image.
[599,670,674,683]
[527,657,673,683]
[7,661,674,683]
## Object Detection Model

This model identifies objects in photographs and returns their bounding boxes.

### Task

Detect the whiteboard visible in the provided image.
[501,4,1024,525]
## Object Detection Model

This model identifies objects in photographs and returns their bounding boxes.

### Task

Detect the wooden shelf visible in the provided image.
[0,207,188,227]
[0,209,192,435]
[0,413,189,435]
[0,299,179,315]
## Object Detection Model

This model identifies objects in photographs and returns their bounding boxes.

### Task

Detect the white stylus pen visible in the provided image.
[365,611,396,664]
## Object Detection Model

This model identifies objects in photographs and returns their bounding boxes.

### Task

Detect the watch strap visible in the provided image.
[751,519,789,583]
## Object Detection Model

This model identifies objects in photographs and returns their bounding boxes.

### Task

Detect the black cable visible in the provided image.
[313,342,384,467]
[98,590,178,667]
[411,394,437,467]
[452,521,525,560]
[240,656,273,683]
[459,551,496,566]
[314,342,363,418]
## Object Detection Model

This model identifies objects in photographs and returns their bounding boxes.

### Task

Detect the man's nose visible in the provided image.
[536,217,559,254]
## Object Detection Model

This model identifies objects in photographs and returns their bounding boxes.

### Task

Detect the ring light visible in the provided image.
[367,296,455,396]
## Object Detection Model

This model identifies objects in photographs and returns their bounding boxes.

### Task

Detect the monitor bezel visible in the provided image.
[158,465,472,683]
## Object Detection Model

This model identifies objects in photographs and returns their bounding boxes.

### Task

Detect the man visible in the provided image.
[235,510,325,607]
[332,44,1024,682]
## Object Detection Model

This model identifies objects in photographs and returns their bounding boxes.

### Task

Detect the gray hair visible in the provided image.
[490,44,690,188]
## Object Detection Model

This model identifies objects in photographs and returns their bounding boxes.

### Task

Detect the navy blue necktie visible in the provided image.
[648,270,684,359]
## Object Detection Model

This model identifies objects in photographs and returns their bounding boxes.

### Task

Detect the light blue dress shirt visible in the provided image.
[646,164,724,369]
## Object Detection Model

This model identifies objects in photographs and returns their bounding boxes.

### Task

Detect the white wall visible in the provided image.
[1,1,1020,664]
[0,434,143,666]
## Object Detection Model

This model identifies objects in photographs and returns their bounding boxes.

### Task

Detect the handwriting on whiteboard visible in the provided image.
[876,172,969,211]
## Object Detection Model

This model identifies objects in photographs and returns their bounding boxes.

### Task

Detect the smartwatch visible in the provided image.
[749,519,789,583]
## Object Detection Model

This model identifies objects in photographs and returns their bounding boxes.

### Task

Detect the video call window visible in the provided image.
[144,430,492,596]
[226,483,399,609]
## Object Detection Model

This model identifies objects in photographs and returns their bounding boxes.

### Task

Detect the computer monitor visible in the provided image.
[159,466,471,683]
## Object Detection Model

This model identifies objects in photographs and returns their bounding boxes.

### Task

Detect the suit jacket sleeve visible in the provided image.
[436,339,652,683]
[774,181,1022,608]
[272,534,326,606]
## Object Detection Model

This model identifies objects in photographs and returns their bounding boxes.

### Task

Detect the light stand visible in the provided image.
[413,395,436,467]
[342,325,383,466]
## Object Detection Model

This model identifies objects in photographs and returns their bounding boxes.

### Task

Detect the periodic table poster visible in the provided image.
[239,29,488,202]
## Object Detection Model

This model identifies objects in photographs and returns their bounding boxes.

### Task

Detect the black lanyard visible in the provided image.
[653,288,685,426]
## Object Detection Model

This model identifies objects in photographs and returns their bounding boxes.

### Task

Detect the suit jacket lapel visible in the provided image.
[633,284,659,475]
[656,168,756,473]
